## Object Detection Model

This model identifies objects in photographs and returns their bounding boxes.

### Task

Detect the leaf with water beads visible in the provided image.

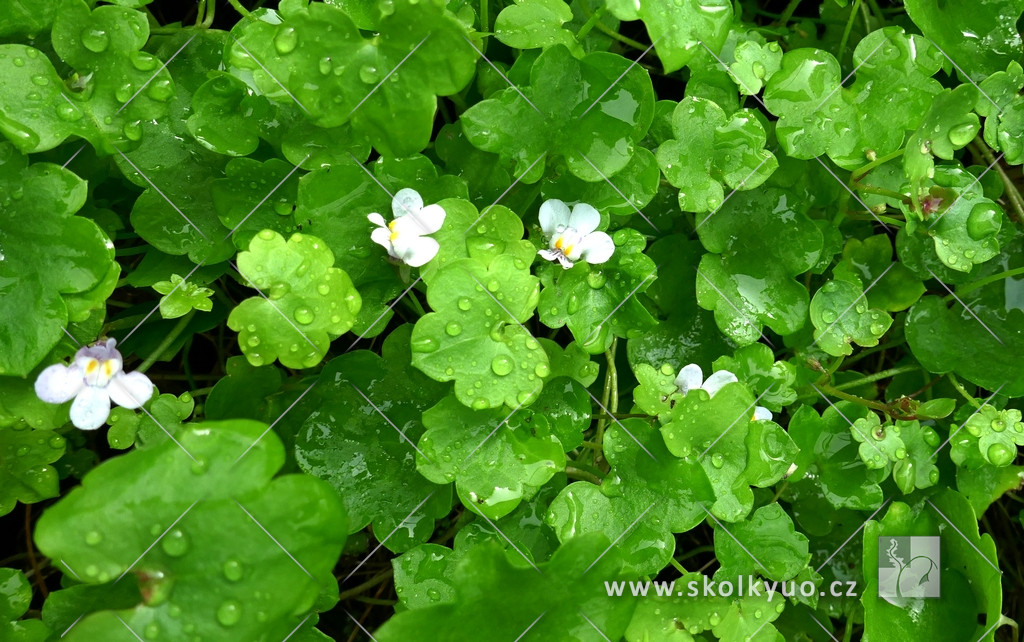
[0,416,66,516]
[227,230,362,369]
[211,157,302,250]
[713,502,809,582]
[411,255,549,410]
[952,405,1024,469]
[903,85,981,183]
[34,419,346,642]
[978,62,1024,165]
[152,274,214,319]
[538,228,658,354]
[0,568,49,641]
[186,72,271,158]
[832,235,925,312]
[713,344,797,413]
[494,0,582,55]
[728,39,782,95]
[810,280,893,357]
[848,414,942,495]
[602,0,733,73]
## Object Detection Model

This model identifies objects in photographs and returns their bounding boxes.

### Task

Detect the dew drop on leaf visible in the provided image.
[445,322,462,336]
[273,27,299,54]
[216,599,243,626]
[80,28,109,53]
[223,558,244,582]
[161,529,189,557]
[294,306,315,324]
[85,530,102,545]
[966,203,1001,240]
[490,356,512,376]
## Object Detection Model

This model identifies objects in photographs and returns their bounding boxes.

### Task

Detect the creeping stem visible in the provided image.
[137,311,195,374]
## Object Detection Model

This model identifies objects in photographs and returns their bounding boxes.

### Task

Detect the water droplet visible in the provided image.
[487,279,499,292]
[587,271,607,289]
[294,306,314,324]
[56,102,82,121]
[534,363,550,378]
[316,283,330,295]
[145,622,160,638]
[987,443,1014,466]
[457,297,472,311]
[123,120,142,141]
[148,78,174,102]
[217,600,242,626]
[411,336,439,353]
[247,335,261,347]
[821,310,837,323]
[223,559,244,582]
[161,529,189,557]
[85,530,102,545]
[711,453,724,468]
[472,398,490,410]
[318,56,333,75]
[992,419,1006,432]
[445,322,462,336]
[191,456,208,475]
[115,82,134,103]
[273,27,298,54]
[258,229,276,241]
[567,294,580,314]
[966,203,1001,240]
[81,28,110,53]
[948,122,978,147]
[491,356,512,376]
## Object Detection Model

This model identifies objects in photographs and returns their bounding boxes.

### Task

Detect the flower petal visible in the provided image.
[575,231,615,264]
[752,406,773,422]
[35,364,85,403]
[108,371,154,409]
[370,226,395,255]
[397,236,440,268]
[69,387,111,430]
[568,202,601,235]
[556,254,575,269]
[702,370,738,397]
[538,248,561,262]
[674,363,703,394]
[367,212,388,228]
[392,188,424,218]
[406,203,446,235]
[538,199,571,236]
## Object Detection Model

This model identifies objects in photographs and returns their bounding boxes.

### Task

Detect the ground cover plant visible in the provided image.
[2,0,1024,639]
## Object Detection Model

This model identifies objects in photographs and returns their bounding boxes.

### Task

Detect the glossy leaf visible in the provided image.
[810,279,893,356]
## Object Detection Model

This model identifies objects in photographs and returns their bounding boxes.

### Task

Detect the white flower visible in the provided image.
[368,188,446,268]
[674,363,772,422]
[537,199,615,269]
[34,338,154,431]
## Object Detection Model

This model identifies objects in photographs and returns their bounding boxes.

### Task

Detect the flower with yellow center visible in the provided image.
[367,188,446,268]
[34,338,154,430]
[537,199,615,269]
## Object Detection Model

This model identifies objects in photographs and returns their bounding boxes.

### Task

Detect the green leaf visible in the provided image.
[538,228,658,353]
[107,391,194,451]
[729,40,783,95]
[418,393,563,519]
[541,147,660,218]
[849,415,941,493]
[0,568,49,642]
[211,157,302,250]
[658,97,777,213]
[0,143,113,376]
[786,404,884,510]
[0,0,60,38]
[494,0,582,55]
[978,62,1024,165]
[186,72,270,157]
[603,0,733,73]
[625,573,786,642]
[152,274,214,319]
[227,230,362,369]
[203,356,283,421]
[905,0,1024,82]
[411,256,548,409]
[714,503,809,582]
[957,464,1024,516]
[375,534,636,641]
[392,543,459,610]
[833,235,925,312]
[713,344,798,413]
[0,420,66,516]
[34,419,347,642]
[903,85,980,183]
[295,326,452,551]
[461,44,654,183]
[952,405,1024,468]
[229,0,479,156]
[810,279,893,356]
[862,490,1002,641]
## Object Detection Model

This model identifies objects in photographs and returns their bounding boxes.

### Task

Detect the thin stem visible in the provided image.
[196,0,206,27]
[566,466,603,485]
[594,338,618,468]
[227,0,251,18]
[947,373,981,409]
[202,0,215,28]
[669,557,687,575]
[577,0,648,50]
[575,6,605,41]
[864,0,887,25]
[838,0,863,62]
[852,148,905,181]
[479,0,489,46]
[338,568,394,601]
[954,266,1024,298]
[856,184,909,202]
[817,382,890,413]
[137,311,194,373]
[832,365,922,391]
[973,140,1024,223]
[776,0,802,25]
[25,506,48,599]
